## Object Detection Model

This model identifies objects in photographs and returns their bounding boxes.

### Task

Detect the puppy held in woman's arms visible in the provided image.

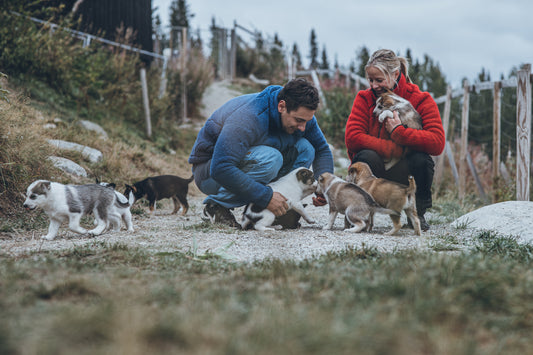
[373,89,423,169]
[23,180,128,240]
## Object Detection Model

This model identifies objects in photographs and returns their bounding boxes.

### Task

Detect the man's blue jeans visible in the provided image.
[192,138,315,208]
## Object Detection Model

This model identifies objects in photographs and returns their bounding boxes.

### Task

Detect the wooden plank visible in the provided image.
[445,142,460,185]
[459,80,470,200]
[492,81,502,202]
[140,68,152,138]
[434,85,452,187]
[466,151,488,203]
[516,64,531,201]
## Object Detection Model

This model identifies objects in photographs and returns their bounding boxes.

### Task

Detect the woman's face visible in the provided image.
[366,66,398,95]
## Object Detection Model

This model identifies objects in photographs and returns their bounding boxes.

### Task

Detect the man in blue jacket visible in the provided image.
[189,78,333,227]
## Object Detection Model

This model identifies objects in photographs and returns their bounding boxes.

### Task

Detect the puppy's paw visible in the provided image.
[378,110,393,122]
[305,218,316,224]
[41,234,56,240]
[322,225,332,230]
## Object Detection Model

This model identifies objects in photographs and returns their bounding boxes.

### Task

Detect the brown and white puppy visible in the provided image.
[373,90,423,169]
[124,175,193,215]
[316,172,396,233]
[346,162,421,236]
[23,180,125,240]
[240,167,317,232]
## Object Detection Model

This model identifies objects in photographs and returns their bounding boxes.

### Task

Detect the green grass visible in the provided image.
[1,232,533,354]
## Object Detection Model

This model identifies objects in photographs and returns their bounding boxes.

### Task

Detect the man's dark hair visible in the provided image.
[278,77,319,112]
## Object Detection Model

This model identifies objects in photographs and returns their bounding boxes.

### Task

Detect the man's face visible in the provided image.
[278,100,315,134]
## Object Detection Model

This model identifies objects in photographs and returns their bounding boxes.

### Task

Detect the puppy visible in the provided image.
[240,167,317,231]
[316,172,396,233]
[346,162,421,236]
[124,175,193,215]
[23,180,126,240]
[373,90,423,169]
[96,179,135,232]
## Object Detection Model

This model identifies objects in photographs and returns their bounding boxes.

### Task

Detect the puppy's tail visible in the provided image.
[406,175,417,195]
[186,175,194,184]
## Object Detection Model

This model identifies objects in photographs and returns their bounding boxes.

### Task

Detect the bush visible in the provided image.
[317,87,357,147]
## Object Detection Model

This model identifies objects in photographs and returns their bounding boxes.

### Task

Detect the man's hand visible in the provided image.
[267,192,289,217]
[312,193,327,207]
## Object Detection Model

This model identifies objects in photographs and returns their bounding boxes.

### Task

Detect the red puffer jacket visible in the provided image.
[345,73,445,162]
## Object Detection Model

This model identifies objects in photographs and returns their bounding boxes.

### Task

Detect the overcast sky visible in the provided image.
[152,0,532,88]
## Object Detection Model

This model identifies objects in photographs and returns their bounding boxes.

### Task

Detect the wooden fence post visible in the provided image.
[492,81,502,202]
[434,85,452,189]
[516,64,531,201]
[140,68,152,138]
[181,27,187,121]
[458,80,470,199]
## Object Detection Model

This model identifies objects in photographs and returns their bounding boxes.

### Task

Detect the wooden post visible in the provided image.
[140,68,152,138]
[458,80,470,200]
[434,85,452,188]
[230,24,237,82]
[492,81,502,202]
[181,27,187,121]
[516,64,531,201]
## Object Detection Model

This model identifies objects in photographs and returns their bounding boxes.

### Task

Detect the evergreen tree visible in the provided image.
[355,46,370,77]
[291,43,303,70]
[169,0,194,52]
[320,45,329,70]
[309,29,319,69]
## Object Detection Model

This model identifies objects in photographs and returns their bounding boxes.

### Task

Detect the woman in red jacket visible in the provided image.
[345,49,445,231]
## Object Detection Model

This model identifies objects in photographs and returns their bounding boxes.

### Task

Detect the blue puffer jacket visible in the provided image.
[188,85,333,209]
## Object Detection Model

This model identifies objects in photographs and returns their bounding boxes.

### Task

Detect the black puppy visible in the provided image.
[124,175,193,215]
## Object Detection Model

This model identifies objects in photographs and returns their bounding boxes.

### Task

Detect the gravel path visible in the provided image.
[0,193,462,262]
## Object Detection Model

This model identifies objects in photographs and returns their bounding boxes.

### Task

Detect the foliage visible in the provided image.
[317,87,356,147]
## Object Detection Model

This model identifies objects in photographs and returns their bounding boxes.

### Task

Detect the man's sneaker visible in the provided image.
[202,202,240,228]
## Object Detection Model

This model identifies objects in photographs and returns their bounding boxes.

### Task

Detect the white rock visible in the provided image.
[47,139,103,163]
[78,120,108,140]
[452,201,533,242]
[47,156,87,177]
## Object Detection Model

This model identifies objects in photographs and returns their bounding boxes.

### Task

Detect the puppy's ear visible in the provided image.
[95,177,100,184]
[109,183,116,189]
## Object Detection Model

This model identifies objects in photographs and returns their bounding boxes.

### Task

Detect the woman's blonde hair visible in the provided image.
[365,49,412,84]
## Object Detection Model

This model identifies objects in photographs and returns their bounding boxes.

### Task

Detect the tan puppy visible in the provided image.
[317,172,395,232]
[373,90,423,169]
[347,162,421,236]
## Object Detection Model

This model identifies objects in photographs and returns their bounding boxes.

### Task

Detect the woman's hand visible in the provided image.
[385,111,402,133]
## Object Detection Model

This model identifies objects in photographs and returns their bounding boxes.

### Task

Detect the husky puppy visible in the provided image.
[240,167,317,232]
[124,175,194,215]
[346,162,421,235]
[373,90,423,169]
[96,179,135,232]
[317,172,396,233]
[23,180,126,240]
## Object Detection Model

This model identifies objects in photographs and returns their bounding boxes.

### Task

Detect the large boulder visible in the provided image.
[47,156,87,177]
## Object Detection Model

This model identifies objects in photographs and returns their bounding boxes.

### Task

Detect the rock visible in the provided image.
[47,156,87,177]
[78,120,108,140]
[452,201,533,243]
[47,139,103,163]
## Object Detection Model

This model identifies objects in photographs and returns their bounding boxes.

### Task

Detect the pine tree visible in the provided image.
[291,43,303,70]
[320,45,329,70]
[355,46,370,77]
[169,0,194,52]
[309,29,319,69]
